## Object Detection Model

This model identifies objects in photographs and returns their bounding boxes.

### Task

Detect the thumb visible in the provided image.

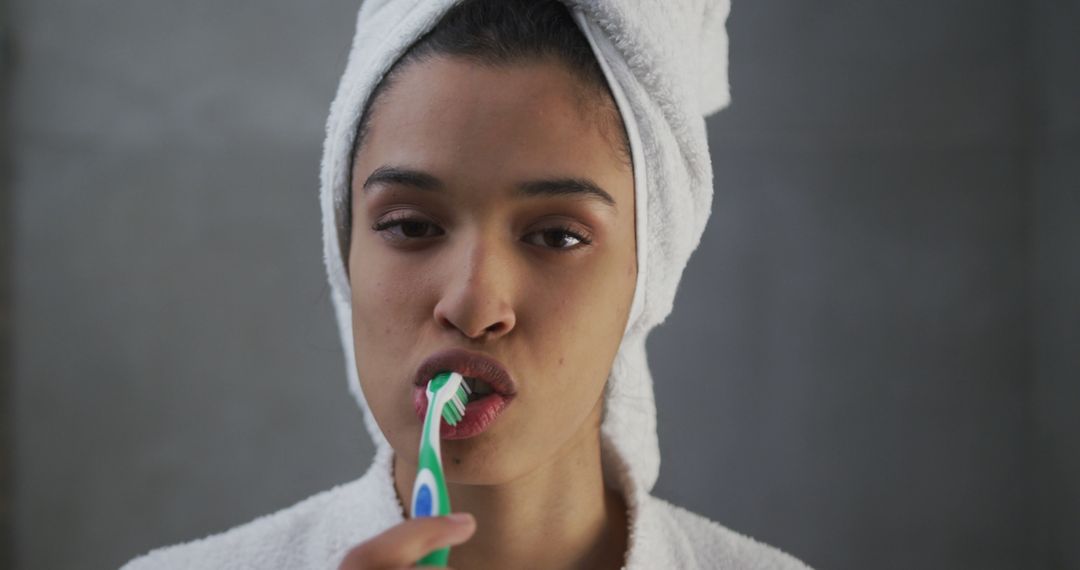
[340,512,476,569]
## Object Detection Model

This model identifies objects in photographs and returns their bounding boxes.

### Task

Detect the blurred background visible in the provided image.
[3,0,1078,568]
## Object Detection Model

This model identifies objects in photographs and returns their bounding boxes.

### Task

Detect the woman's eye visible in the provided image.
[524,227,593,251]
[371,217,443,240]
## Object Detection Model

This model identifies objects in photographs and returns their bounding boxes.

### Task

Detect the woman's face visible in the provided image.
[349,55,636,485]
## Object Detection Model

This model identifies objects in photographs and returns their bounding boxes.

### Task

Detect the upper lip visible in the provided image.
[413,348,518,396]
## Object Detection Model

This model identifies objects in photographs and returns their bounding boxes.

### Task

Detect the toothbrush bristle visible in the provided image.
[441,381,471,426]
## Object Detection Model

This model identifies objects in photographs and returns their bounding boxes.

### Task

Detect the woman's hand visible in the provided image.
[338,513,476,570]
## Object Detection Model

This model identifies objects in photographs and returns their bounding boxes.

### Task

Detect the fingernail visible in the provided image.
[446,513,473,525]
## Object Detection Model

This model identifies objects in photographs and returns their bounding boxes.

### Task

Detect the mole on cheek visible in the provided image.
[452,457,462,465]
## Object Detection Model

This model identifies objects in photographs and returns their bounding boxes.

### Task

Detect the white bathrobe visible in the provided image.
[123,1,813,568]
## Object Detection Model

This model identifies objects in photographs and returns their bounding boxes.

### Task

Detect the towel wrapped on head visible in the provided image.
[320,0,731,496]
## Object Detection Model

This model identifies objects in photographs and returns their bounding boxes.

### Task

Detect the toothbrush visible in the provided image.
[410,371,472,567]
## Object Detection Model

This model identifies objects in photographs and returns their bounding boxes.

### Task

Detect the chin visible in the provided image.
[436,436,523,485]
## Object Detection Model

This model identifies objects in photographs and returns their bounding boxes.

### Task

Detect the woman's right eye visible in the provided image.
[371,217,444,241]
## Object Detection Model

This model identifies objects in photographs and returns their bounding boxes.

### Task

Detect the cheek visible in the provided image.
[349,241,431,405]
[351,241,427,336]
[527,252,634,401]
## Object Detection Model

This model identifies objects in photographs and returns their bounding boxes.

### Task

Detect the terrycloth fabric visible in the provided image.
[122,445,810,569]
[122,0,814,568]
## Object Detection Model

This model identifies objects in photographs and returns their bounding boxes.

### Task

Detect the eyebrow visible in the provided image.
[361,165,618,211]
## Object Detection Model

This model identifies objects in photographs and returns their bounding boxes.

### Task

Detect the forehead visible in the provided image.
[356,56,631,205]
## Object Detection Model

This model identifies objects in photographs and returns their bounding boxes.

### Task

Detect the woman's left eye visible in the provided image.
[523,226,593,250]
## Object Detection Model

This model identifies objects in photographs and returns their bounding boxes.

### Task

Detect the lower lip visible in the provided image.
[412,386,513,439]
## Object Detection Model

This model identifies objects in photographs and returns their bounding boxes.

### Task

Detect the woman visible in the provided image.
[123,0,812,568]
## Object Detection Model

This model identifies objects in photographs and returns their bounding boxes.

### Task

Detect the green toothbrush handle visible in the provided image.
[411,378,453,566]
[414,446,450,566]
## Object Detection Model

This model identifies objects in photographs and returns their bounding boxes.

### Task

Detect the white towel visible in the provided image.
[122,1,814,568]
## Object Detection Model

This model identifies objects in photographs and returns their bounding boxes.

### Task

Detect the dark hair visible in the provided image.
[342,0,632,273]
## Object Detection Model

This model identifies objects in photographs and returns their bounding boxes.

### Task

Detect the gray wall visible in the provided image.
[11,2,372,569]
[1,0,13,567]
[8,1,1078,569]
[654,2,1034,568]
[1031,1,1080,568]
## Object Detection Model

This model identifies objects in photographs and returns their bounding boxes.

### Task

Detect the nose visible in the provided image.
[433,232,517,341]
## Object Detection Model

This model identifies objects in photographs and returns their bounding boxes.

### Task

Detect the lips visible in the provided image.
[413,348,518,396]
[412,348,518,439]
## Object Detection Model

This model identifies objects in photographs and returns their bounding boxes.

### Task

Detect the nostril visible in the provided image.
[433,299,515,340]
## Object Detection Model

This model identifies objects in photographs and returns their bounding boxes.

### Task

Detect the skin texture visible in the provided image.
[347,55,636,569]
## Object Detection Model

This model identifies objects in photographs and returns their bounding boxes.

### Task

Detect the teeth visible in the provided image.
[464,376,494,396]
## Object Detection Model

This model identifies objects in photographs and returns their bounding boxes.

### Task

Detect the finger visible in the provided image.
[339,513,475,569]
[341,514,474,568]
